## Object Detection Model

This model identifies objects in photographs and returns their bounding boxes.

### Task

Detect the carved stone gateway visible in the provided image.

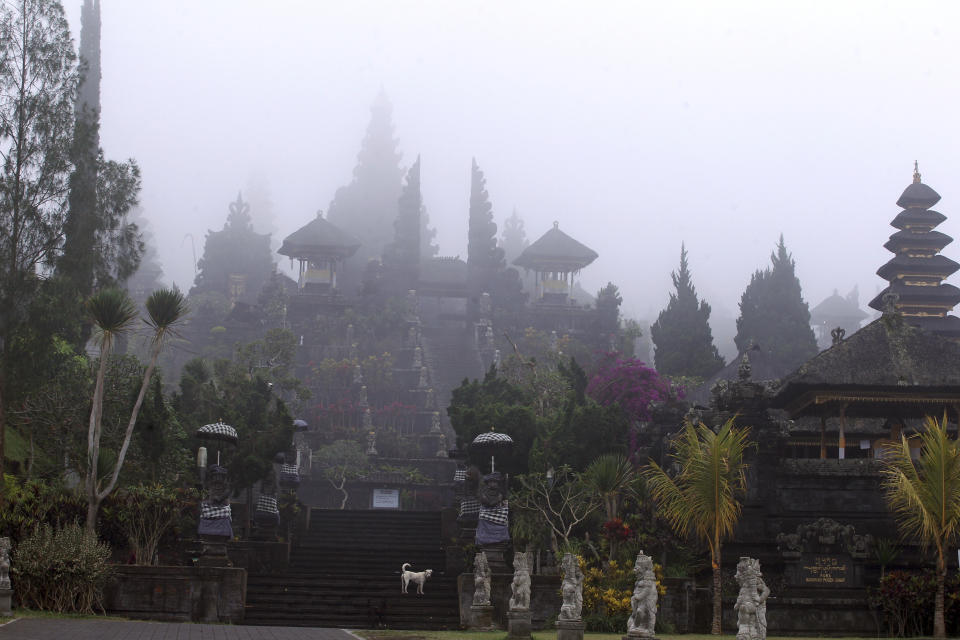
[624,551,657,640]
[734,557,769,640]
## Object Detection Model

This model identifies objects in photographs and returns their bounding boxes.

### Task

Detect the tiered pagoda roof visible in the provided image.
[278,211,361,260]
[868,164,960,337]
[513,222,598,272]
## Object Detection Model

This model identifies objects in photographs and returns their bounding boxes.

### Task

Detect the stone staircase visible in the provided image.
[244,509,460,629]
[421,324,484,414]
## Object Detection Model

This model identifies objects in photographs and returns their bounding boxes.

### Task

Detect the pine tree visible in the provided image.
[650,245,724,378]
[735,235,818,374]
[384,156,421,289]
[500,208,528,263]
[0,0,79,480]
[327,91,404,283]
[467,159,524,311]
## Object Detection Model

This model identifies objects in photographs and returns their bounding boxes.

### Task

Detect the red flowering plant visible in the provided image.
[601,518,634,542]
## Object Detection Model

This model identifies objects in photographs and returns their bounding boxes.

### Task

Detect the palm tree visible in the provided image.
[586,453,638,560]
[880,415,960,639]
[643,417,752,635]
[85,287,188,532]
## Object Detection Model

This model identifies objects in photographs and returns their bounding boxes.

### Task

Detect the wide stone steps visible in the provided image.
[243,509,460,629]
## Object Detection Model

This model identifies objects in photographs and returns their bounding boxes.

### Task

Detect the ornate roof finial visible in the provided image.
[316,209,324,219]
[553,220,559,229]
[913,160,921,184]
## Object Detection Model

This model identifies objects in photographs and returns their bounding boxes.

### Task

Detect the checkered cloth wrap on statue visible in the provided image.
[200,503,231,520]
[279,464,300,486]
[453,469,467,482]
[255,495,279,515]
[478,503,509,526]
[459,497,481,517]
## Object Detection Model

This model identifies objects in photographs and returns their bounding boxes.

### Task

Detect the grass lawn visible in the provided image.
[355,632,876,640]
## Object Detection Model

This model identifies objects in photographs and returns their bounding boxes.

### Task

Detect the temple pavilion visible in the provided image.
[278,211,361,294]
[513,222,598,305]
[868,163,960,337]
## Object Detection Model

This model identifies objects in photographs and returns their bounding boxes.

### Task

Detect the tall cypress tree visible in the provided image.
[467,159,524,311]
[59,0,101,296]
[735,235,818,374]
[59,0,142,344]
[650,245,724,378]
[384,156,421,289]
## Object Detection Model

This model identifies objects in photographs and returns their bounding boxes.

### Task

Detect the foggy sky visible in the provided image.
[64,1,960,358]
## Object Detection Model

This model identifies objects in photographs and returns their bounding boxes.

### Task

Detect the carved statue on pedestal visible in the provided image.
[626,551,657,638]
[558,552,583,620]
[734,557,769,640]
[510,551,532,611]
[473,552,491,606]
[0,538,10,590]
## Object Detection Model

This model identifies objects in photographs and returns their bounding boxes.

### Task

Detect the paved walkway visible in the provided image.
[0,618,360,640]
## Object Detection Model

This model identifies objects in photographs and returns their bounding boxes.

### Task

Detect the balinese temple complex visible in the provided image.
[868,162,960,337]
[513,222,598,305]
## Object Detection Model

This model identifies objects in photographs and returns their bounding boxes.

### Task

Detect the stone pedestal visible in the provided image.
[470,604,496,630]
[199,535,230,567]
[480,542,510,573]
[556,618,585,640]
[623,631,656,640]
[508,610,532,640]
[0,588,10,616]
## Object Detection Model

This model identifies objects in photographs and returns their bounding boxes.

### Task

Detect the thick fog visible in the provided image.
[65,1,960,358]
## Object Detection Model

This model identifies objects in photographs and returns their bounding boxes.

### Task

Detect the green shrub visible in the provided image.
[101,484,198,565]
[868,569,960,637]
[12,523,114,614]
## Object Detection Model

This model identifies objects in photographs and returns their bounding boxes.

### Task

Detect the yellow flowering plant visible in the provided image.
[581,555,666,631]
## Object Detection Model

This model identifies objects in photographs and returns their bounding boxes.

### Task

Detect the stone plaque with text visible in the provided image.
[800,555,850,585]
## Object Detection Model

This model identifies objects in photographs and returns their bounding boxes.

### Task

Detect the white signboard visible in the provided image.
[372,488,400,509]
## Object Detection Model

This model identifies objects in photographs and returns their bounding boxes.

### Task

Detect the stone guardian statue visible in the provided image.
[558,552,584,620]
[734,557,770,640]
[625,551,658,639]
[472,551,491,606]
[510,551,532,611]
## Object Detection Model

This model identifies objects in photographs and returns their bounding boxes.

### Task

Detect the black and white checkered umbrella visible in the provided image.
[196,421,239,445]
[472,431,514,446]
[471,429,513,473]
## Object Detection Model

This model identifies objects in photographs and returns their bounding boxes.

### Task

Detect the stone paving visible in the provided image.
[0,618,361,640]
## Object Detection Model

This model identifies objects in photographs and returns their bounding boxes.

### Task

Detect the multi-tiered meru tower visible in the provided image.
[869,163,960,337]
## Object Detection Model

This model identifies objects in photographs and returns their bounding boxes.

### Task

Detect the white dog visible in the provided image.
[401,562,433,594]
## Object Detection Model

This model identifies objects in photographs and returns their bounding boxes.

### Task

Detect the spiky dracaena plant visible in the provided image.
[643,417,752,635]
[586,452,639,561]
[85,287,188,532]
[881,415,960,639]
